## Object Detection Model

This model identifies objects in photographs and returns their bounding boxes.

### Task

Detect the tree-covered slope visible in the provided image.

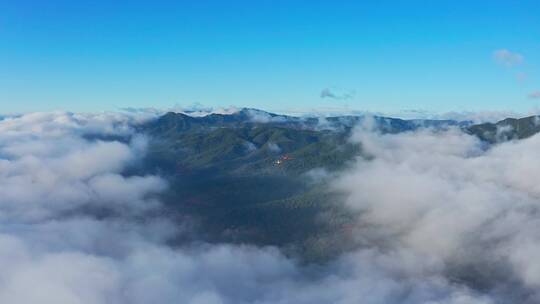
[467,115,540,143]
[138,109,492,261]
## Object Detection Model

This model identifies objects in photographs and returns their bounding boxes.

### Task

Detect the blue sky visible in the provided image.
[1,0,539,115]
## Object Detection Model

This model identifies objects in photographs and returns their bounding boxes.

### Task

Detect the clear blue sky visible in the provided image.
[1,0,539,114]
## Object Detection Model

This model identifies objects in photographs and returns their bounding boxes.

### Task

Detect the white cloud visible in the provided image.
[243,108,288,123]
[493,49,524,67]
[330,127,540,301]
[0,112,165,222]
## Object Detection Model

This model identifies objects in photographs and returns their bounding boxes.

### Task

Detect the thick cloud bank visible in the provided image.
[334,126,540,303]
[0,111,539,303]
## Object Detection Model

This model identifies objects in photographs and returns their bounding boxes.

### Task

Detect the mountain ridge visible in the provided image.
[144,107,469,133]
[465,115,540,143]
[135,109,540,261]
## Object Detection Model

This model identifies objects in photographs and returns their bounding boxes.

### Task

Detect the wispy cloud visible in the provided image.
[493,49,524,67]
[529,91,540,99]
[320,87,355,100]
[516,72,528,82]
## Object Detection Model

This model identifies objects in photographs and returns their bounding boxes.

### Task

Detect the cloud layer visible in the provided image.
[2,111,540,303]
[333,126,540,302]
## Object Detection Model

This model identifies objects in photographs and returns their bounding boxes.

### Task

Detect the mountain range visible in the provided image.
[135,108,540,261]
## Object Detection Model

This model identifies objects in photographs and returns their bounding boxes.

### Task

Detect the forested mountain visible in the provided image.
[466,115,540,143]
[133,109,540,260]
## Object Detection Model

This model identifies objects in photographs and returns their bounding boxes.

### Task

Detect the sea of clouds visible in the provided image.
[1,111,540,303]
